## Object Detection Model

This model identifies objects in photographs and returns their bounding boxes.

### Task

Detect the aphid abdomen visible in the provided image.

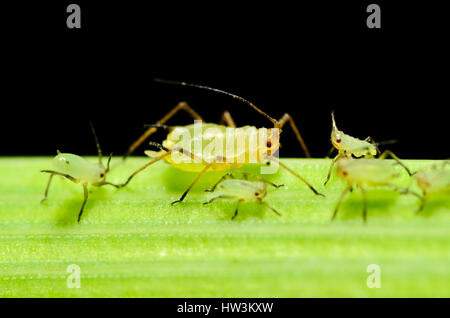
[339,159,398,186]
[52,153,103,184]
[216,180,265,202]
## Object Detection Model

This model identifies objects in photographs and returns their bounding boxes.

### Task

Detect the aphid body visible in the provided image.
[332,157,415,222]
[203,172,282,219]
[52,151,106,185]
[120,80,324,203]
[41,124,119,222]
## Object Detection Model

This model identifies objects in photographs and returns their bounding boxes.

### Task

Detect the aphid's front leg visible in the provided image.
[124,102,203,159]
[40,173,54,203]
[219,110,236,128]
[266,156,325,196]
[117,152,171,188]
[331,186,352,221]
[77,183,89,223]
[378,150,413,176]
[324,154,342,186]
[278,113,311,158]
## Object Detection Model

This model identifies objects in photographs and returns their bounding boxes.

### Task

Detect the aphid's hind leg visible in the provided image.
[324,154,341,186]
[378,150,413,176]
[40,174,55,203]
[219,111,236,128]
[332,186,352,221]
[278,113,311,158]
[266,156,325,196]
[77,184,89,223]
[123,102,203,160]
[205,173,234,193]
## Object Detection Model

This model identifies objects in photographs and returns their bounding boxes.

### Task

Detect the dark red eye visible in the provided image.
[100,173,105,178]
[266,141,272,147]
[336,138,341,143]
[254,192,259,196]
[342,171,348,176]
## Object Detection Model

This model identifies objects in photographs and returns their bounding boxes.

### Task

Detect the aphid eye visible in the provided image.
[336,138,342,143]
[100,173,105,178]
[266,141,272,148]
[342,171,348,176]
[254,192,259,196]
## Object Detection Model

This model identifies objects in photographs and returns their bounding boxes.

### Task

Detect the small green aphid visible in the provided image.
[40,123,120,222]
[324,111,409,185]
[203,172,284,220]
[332,157,418,222]
[413,161,450,212]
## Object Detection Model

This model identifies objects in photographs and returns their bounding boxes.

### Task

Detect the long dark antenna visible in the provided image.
[89,121,103,165]
[154,78,280,127]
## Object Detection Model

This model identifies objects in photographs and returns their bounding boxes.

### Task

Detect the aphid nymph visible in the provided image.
[41,123,119,222]
[325,111,411,185]
[412,161,450,212]
[203,172,283,219]
[332,157,419,222]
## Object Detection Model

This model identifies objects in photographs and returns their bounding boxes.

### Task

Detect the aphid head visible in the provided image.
[330,112,344,150]
[253,182,267,199]
[336,157,351,179]
[265,128,281,156]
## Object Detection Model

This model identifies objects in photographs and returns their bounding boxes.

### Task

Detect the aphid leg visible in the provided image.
[41,170,78,183]
[171,162,215,205]
[360,186,368,223]
[244,172,284,188]
[205,173,234,192]
[232,200,245,220]
[266,156,325,196]
[77,184,89,223]
[219,110,236,128]
[261,201,282,216]
[90,122,103,165]
[105,153,113,173]
[332,186,352,221]
[123,102,203,160]
[324,154,341,186]
[326,146,336,159]
[203,195,235,205]
[378,150,413,176]
[40,173,55,203]
[278,113,311,158]
[117,152,172,188]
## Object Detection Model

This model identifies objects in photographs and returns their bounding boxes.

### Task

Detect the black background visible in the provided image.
[1,1,448,158]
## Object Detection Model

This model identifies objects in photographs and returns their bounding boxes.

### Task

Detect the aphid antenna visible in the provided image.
[89,121,103,166]
[153,78,280,128]
[144,123,173,131]
[148,141,170,152]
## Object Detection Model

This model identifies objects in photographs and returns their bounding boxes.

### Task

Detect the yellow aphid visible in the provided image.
[413,161,450,212]
[40,124,119,222]
[202,172,283,219]
[118,80,325,203]
[324,112,408,186]
[332,157,416,222]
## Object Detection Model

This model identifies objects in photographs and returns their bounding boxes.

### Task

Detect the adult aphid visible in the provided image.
[40,123,120,222]
[118,79,325,203]
[413,161,450,212]
[324,111,411,185]
[203,172,284,220]
[332,157,419,222]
